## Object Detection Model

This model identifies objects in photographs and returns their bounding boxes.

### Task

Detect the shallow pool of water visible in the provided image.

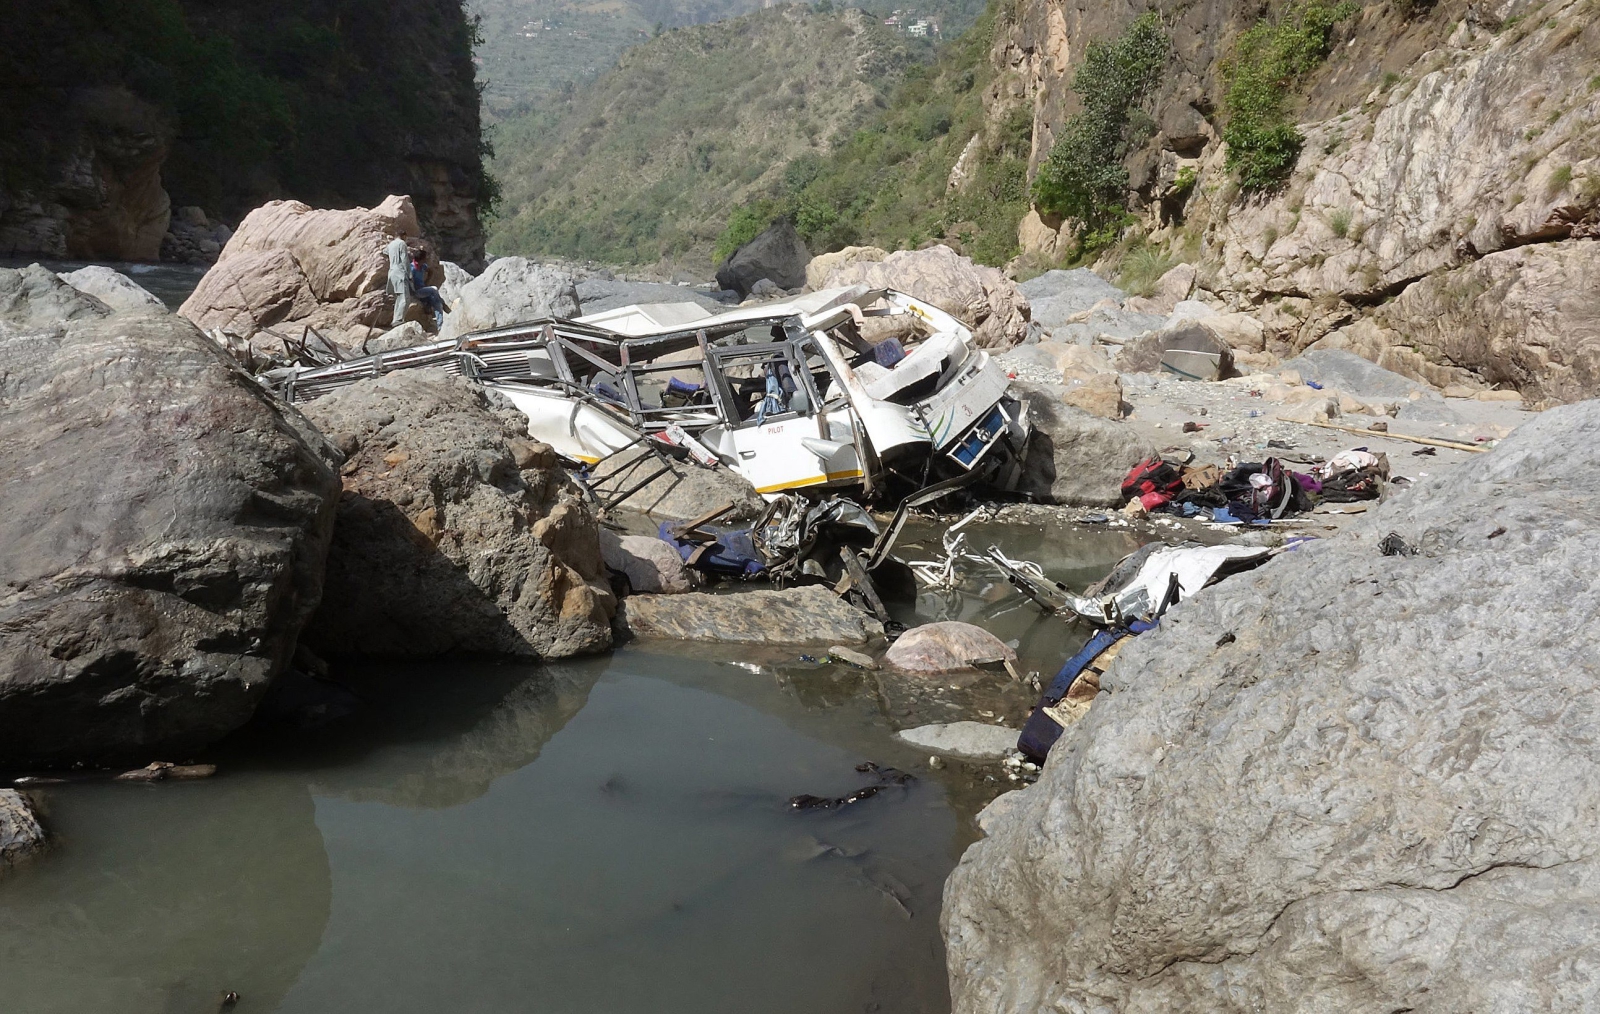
[0,518,1158,1014]
[0,651,975,1014]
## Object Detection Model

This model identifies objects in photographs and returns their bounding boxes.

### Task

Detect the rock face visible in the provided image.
[804,245,889,292]
[57,266,167,315]
[0,286,339,765]
[6,1,486,267]
[620,586,883,644]
[0,86,171,260]
[0,791,47,871]
[822,244,1033,349]
[1011,381,1158,505]
[996,0,1599,402]
[179,195,434,350]
[441,257,582,338]
[716,219,811,297]
[1330,240,1600,407]
[944,399,1600,1013]
[885,621,1018,673]
[298,370,614,659]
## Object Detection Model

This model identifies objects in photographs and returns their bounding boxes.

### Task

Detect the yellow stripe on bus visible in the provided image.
[754,469,864,494]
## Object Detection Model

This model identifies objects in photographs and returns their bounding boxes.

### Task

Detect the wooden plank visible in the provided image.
[1276,417,1489,453]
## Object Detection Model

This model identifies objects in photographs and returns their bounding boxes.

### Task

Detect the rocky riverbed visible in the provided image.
[2,208,1582,1013]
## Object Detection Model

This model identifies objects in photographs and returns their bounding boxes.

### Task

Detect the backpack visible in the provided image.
[1219,458,1300,519]
[1121,457,1184,506]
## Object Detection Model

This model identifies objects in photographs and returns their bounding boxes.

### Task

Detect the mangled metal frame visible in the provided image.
[270,286,1030,500]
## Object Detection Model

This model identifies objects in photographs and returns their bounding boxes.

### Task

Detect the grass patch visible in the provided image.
[1222,0,1360,191]
[1116,243,1177,296]
[1327,206,1353,237]
[1549,164,1574,194]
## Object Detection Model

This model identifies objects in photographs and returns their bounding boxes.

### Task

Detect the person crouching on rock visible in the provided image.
[410,246,448,331]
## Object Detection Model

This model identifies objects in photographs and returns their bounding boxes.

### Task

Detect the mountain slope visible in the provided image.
[717,0,1030,267]
[488,5,922,269]
[469,0,767,119]
[470,0,988,119]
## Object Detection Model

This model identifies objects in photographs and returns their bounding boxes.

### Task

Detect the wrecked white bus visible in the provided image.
[272,285,1030,501]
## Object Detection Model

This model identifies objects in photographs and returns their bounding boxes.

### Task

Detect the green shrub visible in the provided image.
[713,200,780,263]
[1549,163,1574,194]
[1033,13,1170,236]
[1222,0,1359,190]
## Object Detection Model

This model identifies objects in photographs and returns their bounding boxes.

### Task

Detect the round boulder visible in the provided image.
[885,621,1016,673]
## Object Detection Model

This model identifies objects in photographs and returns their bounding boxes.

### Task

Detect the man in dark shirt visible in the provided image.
[410,247,448,330]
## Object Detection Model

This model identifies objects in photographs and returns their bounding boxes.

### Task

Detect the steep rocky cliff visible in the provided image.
[3,0,487,267]
[999,0,1599,405]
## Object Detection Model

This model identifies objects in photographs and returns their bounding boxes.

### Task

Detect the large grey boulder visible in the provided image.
[0,301,339,765]
[1119,319,1236,380]
[0,263,111,329]
[1278,347,1434,399]
[299,370,615,659]
[1011,381,1158,505]
[0,791,46,872]
[1052,306,1166,346]
[715,219,810,297]
[944,399,1600,1013]
[180,195,432,352]
[620,586,883,644]
[58,265,167,315]
[1019,268,1127,330]
[821,244,1032,349]
[575,278,729,315]
[440,257,581,338]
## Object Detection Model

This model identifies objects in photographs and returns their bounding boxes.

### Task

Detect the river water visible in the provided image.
[0,511,1152,1011]
[1,258,207,309]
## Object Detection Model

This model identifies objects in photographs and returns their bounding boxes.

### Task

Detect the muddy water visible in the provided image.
[0,522,1152,1014]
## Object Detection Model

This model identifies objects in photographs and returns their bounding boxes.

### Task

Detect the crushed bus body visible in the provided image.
[270,285,1030,501]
